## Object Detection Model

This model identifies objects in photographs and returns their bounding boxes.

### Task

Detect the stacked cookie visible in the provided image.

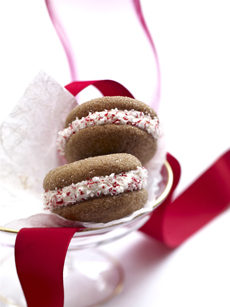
[43,96,161,223]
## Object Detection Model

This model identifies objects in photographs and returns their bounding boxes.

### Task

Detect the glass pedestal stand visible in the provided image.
[0,162,173,307]
[0,248,124,307]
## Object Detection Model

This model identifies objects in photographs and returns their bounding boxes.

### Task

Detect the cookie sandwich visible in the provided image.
[57,96,161,165]
[43,153,148,223]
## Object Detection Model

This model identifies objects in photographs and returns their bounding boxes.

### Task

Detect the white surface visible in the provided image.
[0,1,229,307]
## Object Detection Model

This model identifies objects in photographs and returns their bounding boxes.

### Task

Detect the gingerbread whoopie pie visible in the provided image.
[43,153,148,223]
[57,96,160,165]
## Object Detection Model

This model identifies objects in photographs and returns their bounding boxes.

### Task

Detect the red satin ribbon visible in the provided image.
[15,80,230,307]
[65,79,134,98]
[15,228,80,307]
[140,151,230,247]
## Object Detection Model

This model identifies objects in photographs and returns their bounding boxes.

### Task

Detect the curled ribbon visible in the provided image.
[140,151,230,247]
[13,2,229,306]
[15,80,230,307]
[45,0,160,111]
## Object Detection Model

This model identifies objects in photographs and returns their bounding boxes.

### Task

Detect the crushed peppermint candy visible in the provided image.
[44,166,148,210]
[57,109,160,155]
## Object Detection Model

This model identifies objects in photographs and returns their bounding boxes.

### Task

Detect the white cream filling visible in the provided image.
[57,109,160,155]
[44,166,148,210]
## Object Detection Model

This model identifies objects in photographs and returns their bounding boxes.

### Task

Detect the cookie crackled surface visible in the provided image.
[43,153,148,223]
[57,96,161,165]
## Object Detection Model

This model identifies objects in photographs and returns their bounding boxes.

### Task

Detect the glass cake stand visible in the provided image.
[0,161,173,307]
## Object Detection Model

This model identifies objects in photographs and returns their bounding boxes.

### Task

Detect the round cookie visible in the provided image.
[43,153,148,223]
[57,96,160,165]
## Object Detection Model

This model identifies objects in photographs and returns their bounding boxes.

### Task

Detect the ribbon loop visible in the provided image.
[65,80,134,99]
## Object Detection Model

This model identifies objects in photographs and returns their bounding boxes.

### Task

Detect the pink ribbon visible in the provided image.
[45,0,160,111]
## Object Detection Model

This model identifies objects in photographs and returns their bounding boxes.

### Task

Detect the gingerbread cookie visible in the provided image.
[43,153,148,223]
[57,96,160,165]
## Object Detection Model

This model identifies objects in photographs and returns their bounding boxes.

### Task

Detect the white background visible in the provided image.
[0,1,229,307]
